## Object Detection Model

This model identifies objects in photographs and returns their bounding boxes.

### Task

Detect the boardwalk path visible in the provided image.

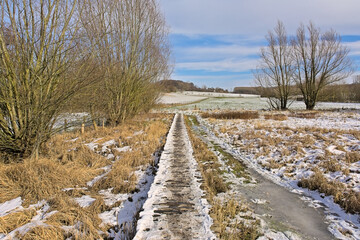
[134,114,215,240]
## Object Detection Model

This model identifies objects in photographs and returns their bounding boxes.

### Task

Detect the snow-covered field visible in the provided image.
[159,91,360,111]
[198,110,360,239]
[159,92,208,104]
[183,91,260,98]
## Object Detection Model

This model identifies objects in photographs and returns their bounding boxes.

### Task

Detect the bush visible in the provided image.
[201,111,259,120]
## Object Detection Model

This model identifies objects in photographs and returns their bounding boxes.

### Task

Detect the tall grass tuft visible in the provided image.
[201,111,259,120]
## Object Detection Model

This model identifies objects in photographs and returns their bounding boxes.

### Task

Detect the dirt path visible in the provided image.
[195,118,336,240]
[134,114,215,240]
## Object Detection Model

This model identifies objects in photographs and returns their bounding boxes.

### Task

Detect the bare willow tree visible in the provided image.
[0,0,96,158]
[254,21,295,110]
[80,0,171,125]
[292,22,354,110]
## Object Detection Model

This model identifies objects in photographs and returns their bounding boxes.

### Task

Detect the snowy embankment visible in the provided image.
[0,116,170,239]
[134,114,215,239]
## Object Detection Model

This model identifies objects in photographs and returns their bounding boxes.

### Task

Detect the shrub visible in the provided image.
[201,111,259,120]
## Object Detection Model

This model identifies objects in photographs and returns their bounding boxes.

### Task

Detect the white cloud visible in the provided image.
[177,58,258,72]
[178,45,260,61]
[344,41,360,56]
[171,73,254,89]
[159,0,360,36]
[160,0,360,88]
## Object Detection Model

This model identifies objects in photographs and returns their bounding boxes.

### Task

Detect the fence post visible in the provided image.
[64,119,67,132]
[93,119,98,131]
[81,116,85,134]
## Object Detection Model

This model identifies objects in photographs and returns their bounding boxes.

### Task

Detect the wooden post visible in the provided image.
[64,119,67,132]
[93,119,98,131]
[102,119,105,129]
[81,123,85,134]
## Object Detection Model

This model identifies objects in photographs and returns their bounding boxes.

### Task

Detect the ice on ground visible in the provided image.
[74,195,96,208]
[0,197,22,217]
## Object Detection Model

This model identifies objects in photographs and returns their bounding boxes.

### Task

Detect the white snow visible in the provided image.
[159,92,208,104]
[251,199,268,205]
[74,195,96,208]
[115,146,131,152]
[0,197,22,217]
[98,189,129,207]
[87,165,112,187]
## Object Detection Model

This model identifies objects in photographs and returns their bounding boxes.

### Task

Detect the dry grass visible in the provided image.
[22,226,64,240]
[201,111,259,120]
[264,113,288,121]
[0,113,172,239]
[188,130,228,195]
[185,116,259,239]
[345,152,360,163]
[46,193,105,239]
[289,111,318,119]
[0,154,106,205]
[319,158,342,173]
[211,198,259,240]
[0,209,37,234]
[298,170,360,214]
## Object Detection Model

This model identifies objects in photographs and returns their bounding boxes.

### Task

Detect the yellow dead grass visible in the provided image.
[0,209,37,234]
[0,113,172,239]
[22,226,64,240]
[184,115,259,239]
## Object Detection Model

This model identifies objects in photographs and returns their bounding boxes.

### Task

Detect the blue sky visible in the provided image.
[159,0,360,90]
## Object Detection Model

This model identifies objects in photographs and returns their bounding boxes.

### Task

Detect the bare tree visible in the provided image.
[0,0,96,158]
[292,22,354,110]
[253,21,295,110]
[352,75,360,102]
[80,0,171,125]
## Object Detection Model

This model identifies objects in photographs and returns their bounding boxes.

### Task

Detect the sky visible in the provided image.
[158,0,360,90]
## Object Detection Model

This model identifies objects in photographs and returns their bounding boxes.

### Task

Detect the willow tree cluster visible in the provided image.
[0,0,171,159]
[254,21,353,110]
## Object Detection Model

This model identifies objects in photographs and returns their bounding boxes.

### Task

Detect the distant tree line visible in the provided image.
[254,21,354,110]
[159,80,229,93]
[0,0,171,159]
[318,77,360,103]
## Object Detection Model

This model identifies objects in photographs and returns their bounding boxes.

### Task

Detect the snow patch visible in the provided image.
[0,197,22,217]
[74,195,96,208]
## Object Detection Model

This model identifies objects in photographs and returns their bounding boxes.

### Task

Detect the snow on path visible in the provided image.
[134,113,215,240]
